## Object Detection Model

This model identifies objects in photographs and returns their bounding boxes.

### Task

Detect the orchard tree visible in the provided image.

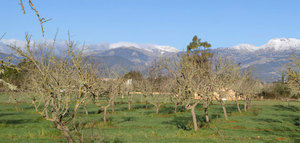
[0,59,19,92]
[123,71,143,110]
[146,65,169,114]
[9,34,95,143]
[162,35,213,131]
[211,58,241,120]
[285,54,300,99]
[89,70,123,123]
[238,69,261,111]
[19,0,50,36]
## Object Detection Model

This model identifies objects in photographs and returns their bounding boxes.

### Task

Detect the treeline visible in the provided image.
[0,35,299,142]
[259,82,299,100]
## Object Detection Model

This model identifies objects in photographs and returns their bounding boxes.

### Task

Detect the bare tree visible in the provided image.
[211,58,240,120]
[160,36,214,131]
[237,69,261,111]
[138,79,151,109]
[89,68,123,123]
[19,0,51,36]
[9,34,95,143]
[122,71,143,110]
[166,77,183,114]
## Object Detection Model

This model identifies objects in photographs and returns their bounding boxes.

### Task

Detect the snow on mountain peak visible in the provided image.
[261,38,300,51]
[230,38,300,52]
[232,44,259,51]
[110,42,141,49]
[153,45,180,53]
[108,42,179,53]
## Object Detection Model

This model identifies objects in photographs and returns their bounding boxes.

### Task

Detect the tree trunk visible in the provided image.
[83,103,88,115]
[62,126,75,143]
[145,100,148,109]
[155,105,159,114]
[244,99,247,112]
[174,102,177,113]
[221,101,228,120]
[247,100,251,110]
[33,99,38,112]
[191,107,198,131]
[55,122,75,143]
[203,100,210,123]
[204,107,209,123]
[111,101,115,113]
[128,101,131,110]
[103,107,107,123]
[235,97,241,113]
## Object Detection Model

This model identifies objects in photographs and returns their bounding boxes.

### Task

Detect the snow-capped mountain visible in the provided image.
[1,37,299,82]
[0,39,179,55]
[107,42,179,53]
[215,38,300,82]
[231,44,259,51]
[261,38,300,51]
[230,38,300,52]
[0,39,179,71]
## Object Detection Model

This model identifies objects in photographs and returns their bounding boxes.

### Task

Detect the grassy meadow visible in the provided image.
[0,93,299,143]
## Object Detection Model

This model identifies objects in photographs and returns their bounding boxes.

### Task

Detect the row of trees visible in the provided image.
[4,1,296,142]
[0,35,298,142]
[157,36,262,131]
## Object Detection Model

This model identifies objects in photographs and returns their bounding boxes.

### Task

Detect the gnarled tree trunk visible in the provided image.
[101,105,110,123]
[247,99,251,110]
[154,104,160,114]
[244,99,247,112]
[111,101,115,112]
[235,94,241,113]
[203,100,210,123]
[186,101,200,131]
[191,106,198,131]
[55,122,75,143]
[128,101,131,110]
[174,102,177,113]
[83,102,88,115]
[221,100,228,120]
[145,100,148,109]
[103,107,107,122]
[204,107,209,123]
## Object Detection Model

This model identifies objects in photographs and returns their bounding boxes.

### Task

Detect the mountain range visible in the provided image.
[0,38,299,82]
[214,38,300,82]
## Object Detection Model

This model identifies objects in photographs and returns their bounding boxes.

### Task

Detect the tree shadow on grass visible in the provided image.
[159,106,175,114]
[162,116,193,131]
[132,104,148,110]
[0,119,37,125]
[293,117,300,126]
[225,105,239,114]
[0,113,17,117]
[119,116,136,123]
[253,118,282,123]
[271,114,300,126]
[273,105,299,112]
[159,106,186,114]
[163,113,220,130]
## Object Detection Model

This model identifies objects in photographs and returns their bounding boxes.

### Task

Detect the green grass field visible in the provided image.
[0,94,299,143]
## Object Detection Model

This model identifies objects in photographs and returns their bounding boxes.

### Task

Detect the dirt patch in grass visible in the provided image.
[231,126,246,129]
[264,129,273,132]
[226,120,238,123]
[276,137,286,141]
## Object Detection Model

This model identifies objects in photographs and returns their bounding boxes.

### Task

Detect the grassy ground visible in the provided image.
[0,94,299,143]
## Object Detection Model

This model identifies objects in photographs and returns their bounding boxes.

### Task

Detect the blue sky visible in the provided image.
[0,0,299,50]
